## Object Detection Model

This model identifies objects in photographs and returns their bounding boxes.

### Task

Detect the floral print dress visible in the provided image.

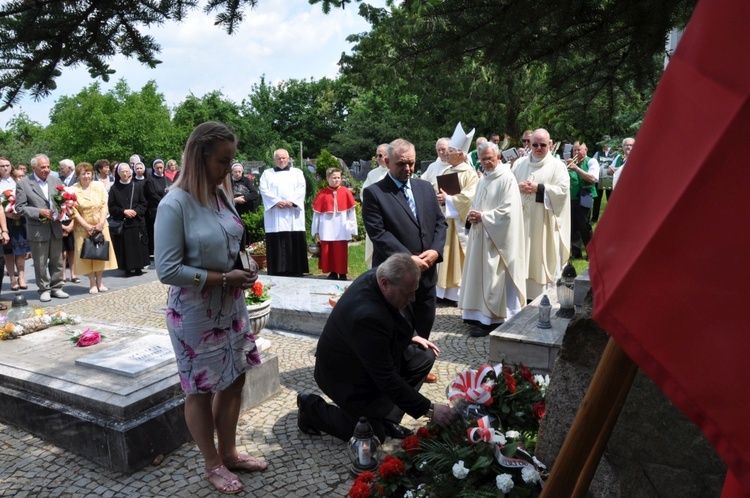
[165,198,260,394]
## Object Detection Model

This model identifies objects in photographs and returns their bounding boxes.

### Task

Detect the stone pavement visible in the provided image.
[0,273,491,497]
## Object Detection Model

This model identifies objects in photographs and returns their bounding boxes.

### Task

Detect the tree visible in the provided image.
[337,0,697,143]
[172,91,251,157]
[0,0,260,111]
[0,112,52,165]
[46,79,179,163]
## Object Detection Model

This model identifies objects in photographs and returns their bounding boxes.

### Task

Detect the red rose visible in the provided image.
[401,435,421,455]
[378,455,405,478]
[533,401,546,419]
[76,330,101,347]
[520,364,534,383]
[56,185,65,191]
[416,427,432,440]
[348,480,370,498]
[504,372,517,393]
[355,471,375,484]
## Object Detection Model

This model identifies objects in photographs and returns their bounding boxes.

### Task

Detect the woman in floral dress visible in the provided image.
[155,122,265,495]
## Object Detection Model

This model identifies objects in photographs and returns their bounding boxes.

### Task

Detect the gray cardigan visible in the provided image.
[155,188,240,292]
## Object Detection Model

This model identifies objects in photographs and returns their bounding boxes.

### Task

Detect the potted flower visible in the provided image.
[244,281,271,335]
[246,240,267,269]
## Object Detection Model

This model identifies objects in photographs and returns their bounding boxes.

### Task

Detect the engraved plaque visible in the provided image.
[75,335,175,378]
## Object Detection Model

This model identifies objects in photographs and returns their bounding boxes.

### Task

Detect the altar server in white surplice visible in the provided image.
[513,128,570,300]
[459,142,526,336]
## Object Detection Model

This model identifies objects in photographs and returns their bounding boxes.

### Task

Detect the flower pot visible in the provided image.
[246,299,271,336]
[250,253,267,269]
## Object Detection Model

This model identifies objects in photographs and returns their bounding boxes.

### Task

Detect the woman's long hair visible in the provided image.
[173,121,236,207]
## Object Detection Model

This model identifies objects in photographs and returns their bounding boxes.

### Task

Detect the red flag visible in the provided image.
[588,0,750,495]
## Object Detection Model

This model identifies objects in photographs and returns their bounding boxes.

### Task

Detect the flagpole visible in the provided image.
[540,337,639,497]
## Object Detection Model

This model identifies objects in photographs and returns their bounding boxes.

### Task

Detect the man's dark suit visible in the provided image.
[300,269,434,442]
[363,175,447,338]
[15,174,65,294]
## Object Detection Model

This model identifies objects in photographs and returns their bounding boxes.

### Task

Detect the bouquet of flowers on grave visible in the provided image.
[244,281,271,305]
[448,363,549,434]
[348,363,549,498]
[51,184,78,221]
[1,189,16,214]
[0,310,82,340]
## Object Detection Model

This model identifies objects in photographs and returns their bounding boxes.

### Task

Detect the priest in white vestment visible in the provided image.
[513,128,571,300]
[260,149,309,276]
[419,137,451,192]
[459,142,526,335]
[361,143,390,267]
[435,123,479,303]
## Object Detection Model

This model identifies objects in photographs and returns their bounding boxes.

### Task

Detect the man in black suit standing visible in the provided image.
[362,139,447,342]
[297,254,455,442]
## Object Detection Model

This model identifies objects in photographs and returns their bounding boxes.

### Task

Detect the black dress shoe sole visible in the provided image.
[296,393,321,436]
[382,421,414,439]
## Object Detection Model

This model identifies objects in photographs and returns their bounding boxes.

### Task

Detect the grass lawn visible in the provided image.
[307,241,369,280]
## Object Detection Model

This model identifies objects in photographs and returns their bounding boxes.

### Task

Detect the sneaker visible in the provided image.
[50,289,69,299]
[40,291,51,302]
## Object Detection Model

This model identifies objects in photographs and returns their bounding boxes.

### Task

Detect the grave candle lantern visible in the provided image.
[537,295,552,329]
[348,417,381,477]
[556,261,577,319]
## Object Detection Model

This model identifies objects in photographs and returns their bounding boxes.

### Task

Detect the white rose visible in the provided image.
[505,430,520,439]
[496,473,514,493]
[521,465,541,484]
[452,460,469,479]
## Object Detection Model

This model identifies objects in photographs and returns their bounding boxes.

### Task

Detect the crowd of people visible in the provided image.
[0,153,179,301]
[1,122,636,495]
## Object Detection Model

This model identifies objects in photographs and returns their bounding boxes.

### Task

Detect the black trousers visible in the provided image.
[570,200,593,258]
[301,344,435,442]
[591,187,612,222]
[413,280,437,339]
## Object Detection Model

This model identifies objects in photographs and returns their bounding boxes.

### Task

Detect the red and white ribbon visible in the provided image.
[467,415,504,444]
[447,364,496,406]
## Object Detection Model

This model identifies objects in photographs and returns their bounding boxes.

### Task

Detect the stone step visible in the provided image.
[489,290,571,373]
[261,275,348,336]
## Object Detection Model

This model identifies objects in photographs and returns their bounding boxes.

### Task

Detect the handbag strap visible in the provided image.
[128,183,135,209]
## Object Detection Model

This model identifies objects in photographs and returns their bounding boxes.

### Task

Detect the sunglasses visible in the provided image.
[531,143,548,148]
[522,139,531,143]
[377,154,385,157]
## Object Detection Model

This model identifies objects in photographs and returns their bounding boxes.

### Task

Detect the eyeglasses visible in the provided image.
[531,143,548,148]
[522,139,531,143]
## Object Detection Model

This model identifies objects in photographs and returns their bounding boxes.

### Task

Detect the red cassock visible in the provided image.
[312,186,357,275]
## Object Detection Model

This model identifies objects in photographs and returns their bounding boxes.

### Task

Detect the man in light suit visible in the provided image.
[363,139,447,344]
[15,154,68,302]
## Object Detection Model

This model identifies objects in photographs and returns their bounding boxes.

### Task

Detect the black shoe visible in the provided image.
[338,274,347,281]
[296,393,321,436]
[469,324,495,337]
[326,272,338,280]
[133,269,144,276]
[382,420,414,439]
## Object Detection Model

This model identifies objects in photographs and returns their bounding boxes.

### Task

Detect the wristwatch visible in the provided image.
[426,402,434,421]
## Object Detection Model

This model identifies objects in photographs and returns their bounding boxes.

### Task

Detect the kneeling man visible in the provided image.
[297,253,454,442]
